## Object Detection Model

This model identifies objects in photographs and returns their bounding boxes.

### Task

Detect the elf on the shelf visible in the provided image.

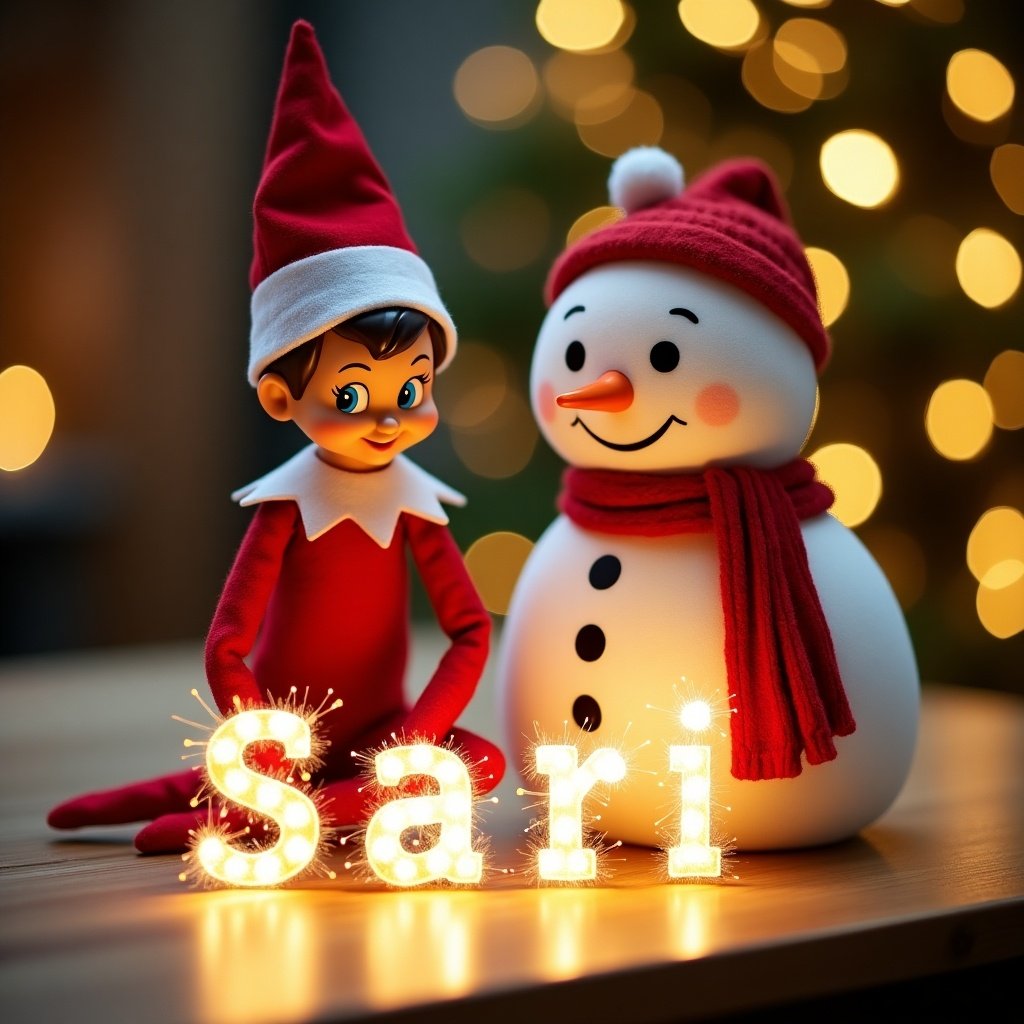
[48,20,505,853]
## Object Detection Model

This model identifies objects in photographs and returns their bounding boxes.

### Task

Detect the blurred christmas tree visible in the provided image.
[412,0,1023,695]
[2,0,1018,692]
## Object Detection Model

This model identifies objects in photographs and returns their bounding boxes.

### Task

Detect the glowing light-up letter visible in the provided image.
[535,745,626,881]
[365,744,481,886]
[198,709,320,887]
[667,745,720,878]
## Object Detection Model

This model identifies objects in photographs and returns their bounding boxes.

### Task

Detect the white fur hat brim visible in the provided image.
[248,245,457,386]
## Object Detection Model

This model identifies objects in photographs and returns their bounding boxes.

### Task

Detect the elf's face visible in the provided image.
[261,328,439,471]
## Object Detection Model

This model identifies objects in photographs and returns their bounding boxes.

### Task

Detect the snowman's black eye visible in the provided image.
[572,694,602,732]
[650,340,680,373]
[565,340,586,372]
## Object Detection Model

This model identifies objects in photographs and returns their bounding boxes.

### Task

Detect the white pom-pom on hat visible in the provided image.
[608,146,685,213]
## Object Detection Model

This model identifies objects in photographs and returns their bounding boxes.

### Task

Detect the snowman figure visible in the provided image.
[496,148,919,851]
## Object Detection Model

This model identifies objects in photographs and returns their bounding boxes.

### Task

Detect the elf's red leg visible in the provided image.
[134,810,208,854]
[47,768,203,830]
[317,726,506,830]
[134,804,254,855]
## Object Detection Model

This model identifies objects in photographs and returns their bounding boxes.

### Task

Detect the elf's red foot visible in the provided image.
[137,805,261,854]
[134,811,207,854]
[47,769,202,830]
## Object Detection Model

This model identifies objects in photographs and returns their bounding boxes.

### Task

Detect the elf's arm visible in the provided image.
[204,499,297,714]
[398,516,491,741]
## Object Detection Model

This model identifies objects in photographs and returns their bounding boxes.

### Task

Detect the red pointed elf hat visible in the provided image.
[247,20,456,385]
[546,147,830,371]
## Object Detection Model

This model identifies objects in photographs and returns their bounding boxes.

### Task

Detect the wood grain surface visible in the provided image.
[1,632,1021,1023]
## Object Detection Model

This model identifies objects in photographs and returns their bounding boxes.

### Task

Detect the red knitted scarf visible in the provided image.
[559,459,856,781]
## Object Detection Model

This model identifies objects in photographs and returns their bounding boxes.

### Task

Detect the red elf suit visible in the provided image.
[48,19,505,853]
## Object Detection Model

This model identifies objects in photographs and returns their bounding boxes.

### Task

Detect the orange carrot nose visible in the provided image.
[556,370,634,412]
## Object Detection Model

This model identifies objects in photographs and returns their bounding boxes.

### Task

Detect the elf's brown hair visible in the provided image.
[263,307,446,400]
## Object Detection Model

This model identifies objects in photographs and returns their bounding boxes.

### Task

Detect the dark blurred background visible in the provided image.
[1,0,1021,696]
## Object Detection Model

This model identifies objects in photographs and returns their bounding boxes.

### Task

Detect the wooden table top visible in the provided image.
[1,633,1022,1024]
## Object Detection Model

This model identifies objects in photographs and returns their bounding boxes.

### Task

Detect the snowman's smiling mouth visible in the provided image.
[571,414,687,451]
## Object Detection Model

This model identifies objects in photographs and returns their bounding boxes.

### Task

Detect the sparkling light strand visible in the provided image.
[179,689,342,888]
[649,680,732,881]
[667,744,721,878]
[533,744,627,881]
[194,709,321,887]
[364,744,484,887]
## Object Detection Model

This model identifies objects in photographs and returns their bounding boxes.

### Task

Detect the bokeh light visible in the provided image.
[770,56,824,103]
[969,506,1024,638]
[955,228,1022,309]
[820,130,899,208]
[536,0,628,53]
[967,507,1024,583]
[454,47,540,128]
[981,560,1024,591]
[780,0,832,8]
[544,50,635,123]
[574,83,637,126]
[460,189,550,272]
[0,365,56,472]
[807,443,882,528]
[464,531,535,615]
[804,246,850,327]
[771,18,848,102]
[774,18,846,75]
[566,205,623,245]
[576,88,663,157]
[450,388,539,479]
[436,342,509,429]
[946,49,1015,123]
[984,350,1024,431]
[678,0,761,51]
[925,379,994,461]
[976,574,1024,639]
[741,41,814,113]
[990,144,1024,215]
[909,0,964,23]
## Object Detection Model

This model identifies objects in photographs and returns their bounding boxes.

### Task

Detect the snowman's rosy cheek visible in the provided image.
[537,380,558,425]
[695,383,740,426]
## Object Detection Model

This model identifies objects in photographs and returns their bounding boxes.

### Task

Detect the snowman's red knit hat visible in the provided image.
[247,20,456,385]
[546,147,830,370]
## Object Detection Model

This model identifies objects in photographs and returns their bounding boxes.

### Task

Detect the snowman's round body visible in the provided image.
[496,259,920,851]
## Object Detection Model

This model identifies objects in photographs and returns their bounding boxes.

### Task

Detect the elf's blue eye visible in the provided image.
[398,376,425,410]
[332,382,369,414]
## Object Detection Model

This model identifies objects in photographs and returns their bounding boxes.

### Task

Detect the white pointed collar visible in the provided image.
[231,444,466,548]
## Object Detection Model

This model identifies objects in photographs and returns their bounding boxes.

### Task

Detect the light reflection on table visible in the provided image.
[1,642,1021,1024]
[195,890,322,1024]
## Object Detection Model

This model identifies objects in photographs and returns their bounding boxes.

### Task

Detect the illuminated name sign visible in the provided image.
[189,709,721,889]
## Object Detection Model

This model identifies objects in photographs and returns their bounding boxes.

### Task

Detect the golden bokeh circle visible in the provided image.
[464,532,535,615]
[925,379,994,461]
[820,130,899,208]
[807,443,883,528]
[0,365,56,472]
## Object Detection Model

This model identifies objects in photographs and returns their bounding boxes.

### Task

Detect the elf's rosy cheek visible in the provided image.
[536,380,557,426]
[695,383,740,427]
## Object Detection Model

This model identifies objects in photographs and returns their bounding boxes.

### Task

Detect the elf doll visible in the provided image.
[48,20,505,853]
